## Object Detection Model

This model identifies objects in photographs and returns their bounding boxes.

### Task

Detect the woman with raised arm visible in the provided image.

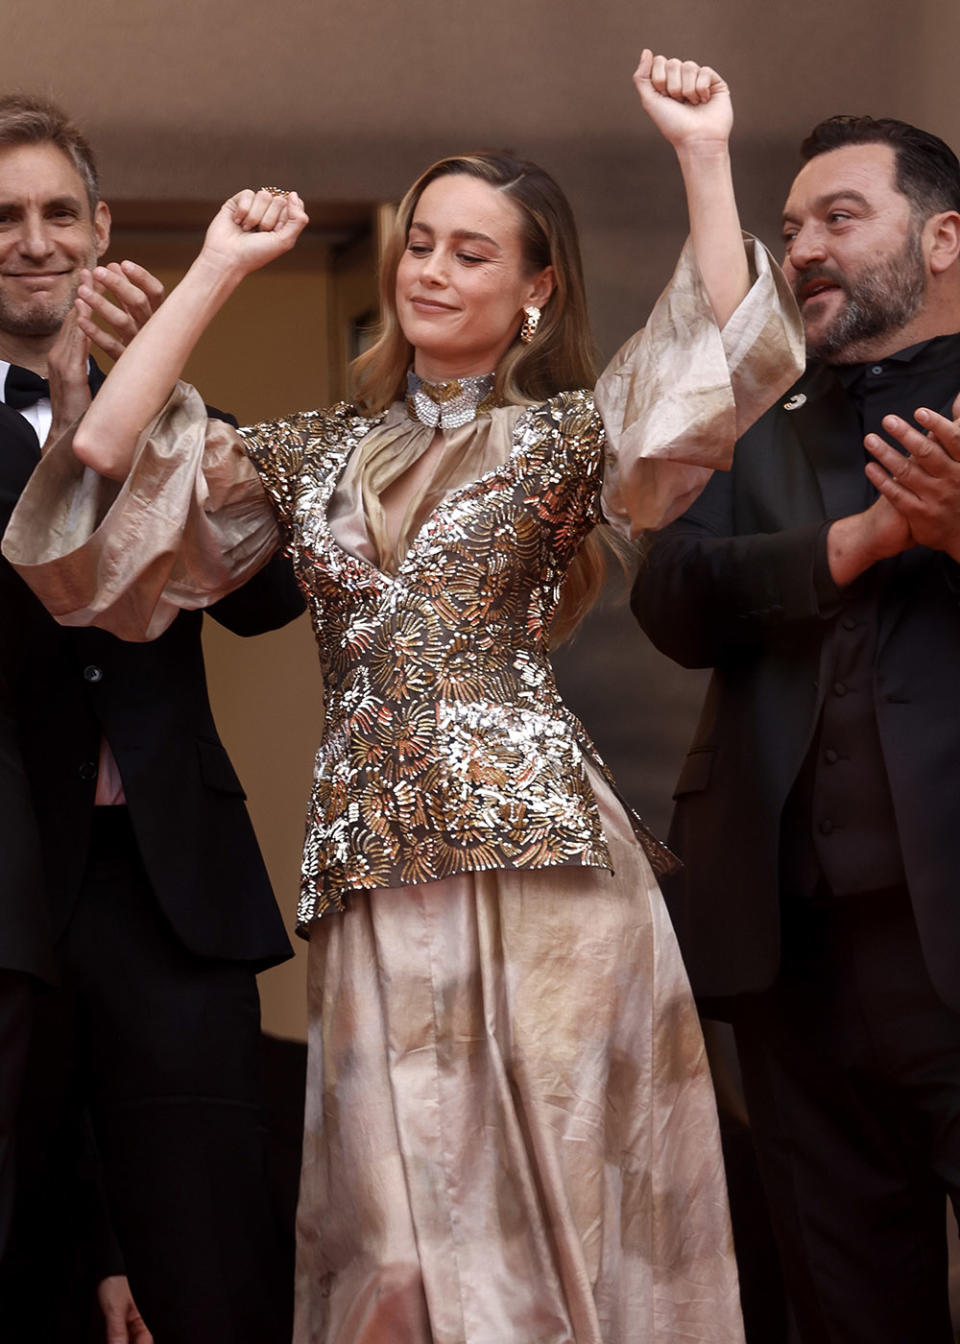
[6,51,802,1344]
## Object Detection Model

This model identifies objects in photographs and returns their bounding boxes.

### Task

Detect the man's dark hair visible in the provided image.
[0,93,100,212]
[801,115,960,220]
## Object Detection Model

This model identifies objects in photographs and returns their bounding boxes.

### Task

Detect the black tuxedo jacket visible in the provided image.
[634,361,960,1012]
[1,380,304,976]
[0,692,52,981]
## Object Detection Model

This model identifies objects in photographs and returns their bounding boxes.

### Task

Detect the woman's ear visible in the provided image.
[527,265,555,310]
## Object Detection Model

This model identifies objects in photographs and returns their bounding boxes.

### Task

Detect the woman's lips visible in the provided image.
[409,295,458,313]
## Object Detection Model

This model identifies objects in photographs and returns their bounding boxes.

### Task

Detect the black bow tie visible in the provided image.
[5,364,50,410]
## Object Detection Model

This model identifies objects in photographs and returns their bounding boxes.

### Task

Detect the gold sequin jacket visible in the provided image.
[3,238,804,928]
[244,390,634,923]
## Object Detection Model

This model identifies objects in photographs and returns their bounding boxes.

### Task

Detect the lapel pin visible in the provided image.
[783,393,807,411]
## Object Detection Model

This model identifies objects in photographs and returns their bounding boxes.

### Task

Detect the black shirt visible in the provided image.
[782,333,960,900]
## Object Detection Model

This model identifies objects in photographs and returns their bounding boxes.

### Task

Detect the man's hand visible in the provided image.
[633,49,733,150]
[97,1275,153,1344]
[44,262,165,450]
[827,494,913,588]
[44,303,93,447]
[863,395,960,561]
[76,260,165,362]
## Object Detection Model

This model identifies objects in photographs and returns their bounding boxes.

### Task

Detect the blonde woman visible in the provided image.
[7,51,802,1344]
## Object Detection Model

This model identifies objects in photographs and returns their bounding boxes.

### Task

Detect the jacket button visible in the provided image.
[78,761,97,781]
[824,748,839,764]
[818,819,834,836]
[833,681,847,697]
[83,665,104,683]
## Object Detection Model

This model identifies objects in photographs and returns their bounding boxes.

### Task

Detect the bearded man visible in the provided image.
[634,116,960,1343]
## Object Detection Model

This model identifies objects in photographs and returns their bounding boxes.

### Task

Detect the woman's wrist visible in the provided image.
[189,248,249,301]
[675,141,733,176]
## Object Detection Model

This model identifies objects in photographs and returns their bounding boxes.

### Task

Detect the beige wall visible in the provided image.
[1,0,947,359]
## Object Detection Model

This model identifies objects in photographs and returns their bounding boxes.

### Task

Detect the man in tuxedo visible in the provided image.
[0,95,304,1342]
[0,703,50,1258]
[635,116,960,1343]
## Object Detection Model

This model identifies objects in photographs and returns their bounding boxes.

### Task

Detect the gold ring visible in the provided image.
[259,186,290,197]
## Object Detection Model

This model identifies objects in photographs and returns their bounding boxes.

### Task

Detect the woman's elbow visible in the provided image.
[72,423,126,480]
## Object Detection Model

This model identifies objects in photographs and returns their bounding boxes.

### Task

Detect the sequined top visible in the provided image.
[246,389,629,922]
[3,238,804,929]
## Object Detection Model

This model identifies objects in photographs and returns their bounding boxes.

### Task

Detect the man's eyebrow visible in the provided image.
[782,189,871,224]
[408,220,501,250]
[0,194,85,214]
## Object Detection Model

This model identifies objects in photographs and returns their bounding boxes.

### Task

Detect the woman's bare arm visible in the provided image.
[72,189,309,479]
[634,49,748,327]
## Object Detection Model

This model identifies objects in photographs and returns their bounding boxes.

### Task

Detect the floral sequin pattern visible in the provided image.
[243,392,616,929]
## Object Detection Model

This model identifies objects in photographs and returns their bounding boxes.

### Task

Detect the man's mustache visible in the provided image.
[792,266,848,304]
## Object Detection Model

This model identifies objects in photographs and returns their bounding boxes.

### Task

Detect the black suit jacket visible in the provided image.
[1,383,304,974]
[0,691,52,981]
[634,361,960,1012]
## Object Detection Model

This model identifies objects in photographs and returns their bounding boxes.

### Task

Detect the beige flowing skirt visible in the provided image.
[294,770,744,1344]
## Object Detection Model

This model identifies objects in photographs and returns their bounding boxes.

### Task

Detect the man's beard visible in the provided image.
[0,277,80,340]
[798,228,926,364]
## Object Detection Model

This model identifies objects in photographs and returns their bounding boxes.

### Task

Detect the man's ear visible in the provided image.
[93,200,111,259]
[925,210,960,275]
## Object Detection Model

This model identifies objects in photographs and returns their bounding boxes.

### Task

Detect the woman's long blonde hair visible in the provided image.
[351,151,629,644]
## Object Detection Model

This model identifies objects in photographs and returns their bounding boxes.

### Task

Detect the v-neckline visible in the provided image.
[314,403,530,583]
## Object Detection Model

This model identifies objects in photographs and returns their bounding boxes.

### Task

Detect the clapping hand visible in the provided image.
[863,393,960,561]
[44,261,165,449]
[633,48,733,150]
[97,1274,154,1344]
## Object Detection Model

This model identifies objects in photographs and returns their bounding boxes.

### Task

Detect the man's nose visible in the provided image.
[786,224,828,270]
[17,215,56,260]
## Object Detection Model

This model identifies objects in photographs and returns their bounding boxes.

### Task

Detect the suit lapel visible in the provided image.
[0,404,41,526]
[785,363,870,520]
[1,361,105,527]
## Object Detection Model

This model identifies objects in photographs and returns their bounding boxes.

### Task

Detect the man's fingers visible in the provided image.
[87,269,149,329]
[130,1309,154,1344]
[77,314,126,362]
[871,414,960,478]
[915,405,960,462]
[101,1300,127,1344]
[91,261,163,323]
[118,260,165,313]
[76,257,167,357]
[864,432,920,487]
[79,261,165,338]
[78,282,137,338]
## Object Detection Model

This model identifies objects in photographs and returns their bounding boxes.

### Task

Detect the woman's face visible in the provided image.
[396,173,554,383]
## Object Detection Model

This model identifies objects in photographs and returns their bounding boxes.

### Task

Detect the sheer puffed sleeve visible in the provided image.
[2,382,281,641]
[595,236,804,538]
